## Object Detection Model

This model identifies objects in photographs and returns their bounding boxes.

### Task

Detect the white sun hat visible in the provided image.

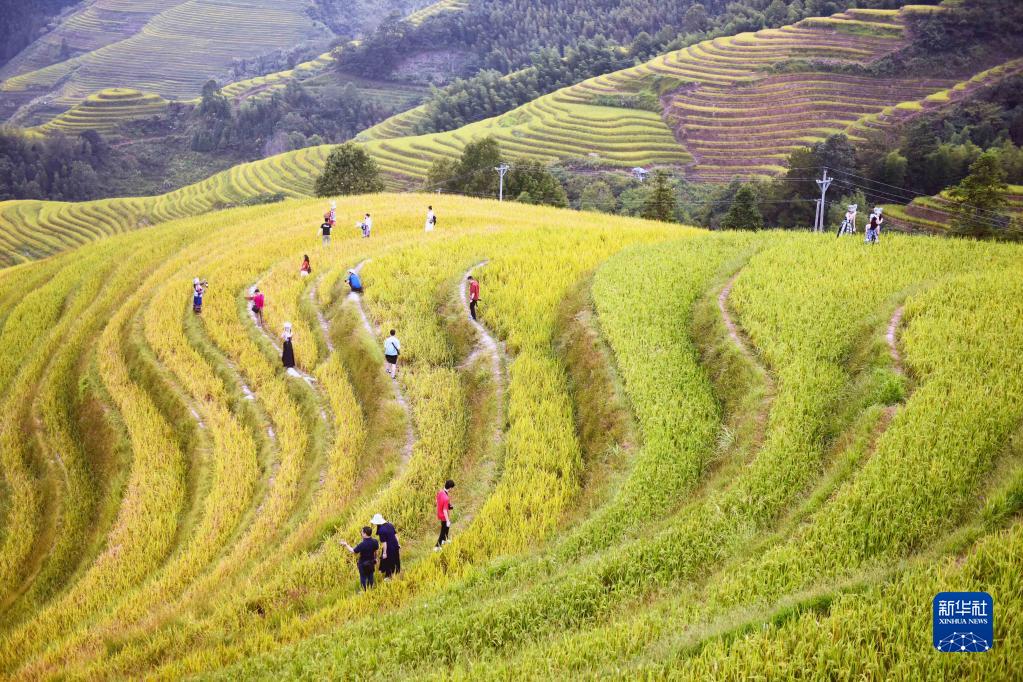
[370,513,386,525]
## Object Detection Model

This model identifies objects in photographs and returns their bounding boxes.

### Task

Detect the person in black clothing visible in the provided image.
[320,220,332,245]
[341,526,379,590]
[371,513,401,578]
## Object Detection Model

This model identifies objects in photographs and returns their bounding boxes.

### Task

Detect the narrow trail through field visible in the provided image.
[456,262,508,525]
[346,259,415,467]
[460,261,504,385]
[719,271,776,451]
[308,279,335,354]
[718,273,771,388]
[244,275,332,428]
[886,305,905,376]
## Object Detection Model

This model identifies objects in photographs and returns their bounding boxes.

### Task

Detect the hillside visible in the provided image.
[3,4,1022,266]
[884,184,1023,233]
[0,0,449,128]
[0,194,1020,677]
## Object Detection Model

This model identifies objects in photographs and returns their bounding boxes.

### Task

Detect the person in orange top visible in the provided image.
[300,254,312,276]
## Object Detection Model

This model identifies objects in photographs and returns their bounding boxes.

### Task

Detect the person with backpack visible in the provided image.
[467,275,480,321]
[384,329,400,379]
[246,287,265,328]
[340,526,379,590]
[425,205,437,232]
[347,269,363,294]
[300,255,312,277]
[192,277,208,314]
[371,513,401,579]
[434,479,455,550]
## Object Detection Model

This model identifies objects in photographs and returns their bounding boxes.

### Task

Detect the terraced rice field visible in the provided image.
[30,88,168,136]
[0,0,191,84]
[357,5,1015,184]
[0,194,1021,678]
[407,0,470,26]
[561,6,953,181]
[0,0,328,108]
[884,184,1023,234]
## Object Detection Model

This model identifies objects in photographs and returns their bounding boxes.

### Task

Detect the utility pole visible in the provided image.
[495,163,510,201]
[815,168,833,232]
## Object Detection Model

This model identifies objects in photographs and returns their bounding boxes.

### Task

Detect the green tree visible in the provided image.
[579,180,616,213]
[505,160,568,207]
[641,170,677,222]
[199,79,231,120]
[315,143,384,197]
[949,151,1008,239]
[720,183,764,231]
[459,137,503,198]
[684,3,709,32]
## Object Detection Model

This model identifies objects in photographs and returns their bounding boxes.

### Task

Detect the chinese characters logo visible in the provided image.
[933,592,993,652]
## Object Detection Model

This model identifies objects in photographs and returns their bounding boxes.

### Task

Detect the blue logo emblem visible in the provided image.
[933,592,993,652]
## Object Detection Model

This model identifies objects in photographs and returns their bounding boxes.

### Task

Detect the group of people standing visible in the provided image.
[338,478,456,591]
[836,204,885,244]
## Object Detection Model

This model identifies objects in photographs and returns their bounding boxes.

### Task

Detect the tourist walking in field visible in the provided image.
[347,269,363,294]
[358,213,372,238]
[425,205,436,232]
[372,513,401,578]
[281,322,295,370]
[340,526,379,591]
[467,275,480,321]
[384,329,400,379]
[434,479,455,550]
[300,254,312,277]
[192,277,208,314]
[865,208,883,245]
[320,219,332,245]
[246,287,265,328]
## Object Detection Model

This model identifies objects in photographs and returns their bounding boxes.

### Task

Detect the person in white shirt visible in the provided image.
[359,213,372,238]
[425,205,436,232]
[383,329,400,378]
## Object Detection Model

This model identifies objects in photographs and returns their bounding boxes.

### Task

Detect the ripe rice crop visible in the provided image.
[0,193,1020,680]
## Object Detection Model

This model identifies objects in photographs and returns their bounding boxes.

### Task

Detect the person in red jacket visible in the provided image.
[246,287,265,328]
[467,275,480,321]
[434,479,455,550]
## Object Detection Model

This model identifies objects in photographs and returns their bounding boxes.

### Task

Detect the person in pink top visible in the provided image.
[246,287,265,328]
[434,479,455,550]
[467,275,480,321]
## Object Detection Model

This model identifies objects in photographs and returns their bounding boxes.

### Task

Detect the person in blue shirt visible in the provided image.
[341,526,379,590]
[383,329,401,379]
[347,269,363,293]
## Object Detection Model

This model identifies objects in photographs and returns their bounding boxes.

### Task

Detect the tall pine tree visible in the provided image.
[641,170,677,222]
[721,183,764,231]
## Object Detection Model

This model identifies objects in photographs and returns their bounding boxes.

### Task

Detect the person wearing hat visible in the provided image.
[434,479,455,550]
[192,277,208,314]
[340,526,379,591]
[281,322,295,370]
[372,513,401,578]
[346,269,363,294]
